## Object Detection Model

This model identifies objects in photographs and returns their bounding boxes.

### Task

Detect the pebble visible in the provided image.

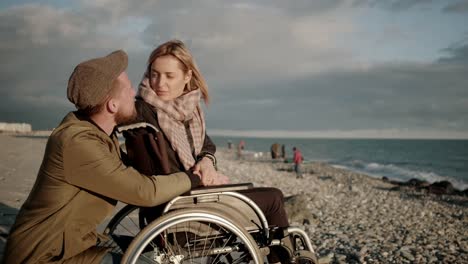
[318,253,334,264]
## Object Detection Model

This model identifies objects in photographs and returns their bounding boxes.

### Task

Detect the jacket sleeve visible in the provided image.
[202,134,216,155]
[195,133,218,169]
[63,132,191,207]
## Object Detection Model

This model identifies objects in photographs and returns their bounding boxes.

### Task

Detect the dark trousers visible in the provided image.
[240,187,290,262]
[238,187,289,227]
[142,187,289,228]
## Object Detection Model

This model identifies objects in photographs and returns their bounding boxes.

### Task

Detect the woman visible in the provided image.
[124,40,291,263]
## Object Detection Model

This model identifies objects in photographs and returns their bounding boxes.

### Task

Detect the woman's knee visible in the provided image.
[261,188,284,212]
[269,187,284,202]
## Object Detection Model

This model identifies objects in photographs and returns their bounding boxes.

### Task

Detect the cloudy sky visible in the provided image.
[1,0,467,138]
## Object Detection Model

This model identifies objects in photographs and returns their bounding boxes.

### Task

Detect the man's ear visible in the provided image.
[106,98,118,114]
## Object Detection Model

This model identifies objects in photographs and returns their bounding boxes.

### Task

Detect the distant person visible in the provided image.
[293,146,304,179]
[2,50,199,264]
[281,144,286,159]
[271,142,280,159]
[227,139,233,150]
[237,139,245,159]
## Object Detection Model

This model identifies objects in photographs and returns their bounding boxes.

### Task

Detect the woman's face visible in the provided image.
[149,55,191,101]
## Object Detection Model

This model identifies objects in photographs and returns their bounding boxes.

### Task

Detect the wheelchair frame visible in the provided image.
[104,183,317,263]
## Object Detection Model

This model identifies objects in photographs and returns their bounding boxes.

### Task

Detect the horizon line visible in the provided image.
[207,129,468,140]
[8,128,468,140]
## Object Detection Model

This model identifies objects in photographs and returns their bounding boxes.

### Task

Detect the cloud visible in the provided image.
[438,38,468,64]
[351,0,434,11]
[140,1,357,89]
[443,0,468,13]
[0,0,467,138]
[206,57,468,134]
[0,3,151,128]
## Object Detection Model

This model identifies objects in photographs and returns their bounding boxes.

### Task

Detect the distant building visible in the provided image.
[0,122,32,133]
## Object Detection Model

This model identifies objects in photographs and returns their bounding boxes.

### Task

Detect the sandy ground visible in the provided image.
[0,135,48,260]
[0,134,467,263]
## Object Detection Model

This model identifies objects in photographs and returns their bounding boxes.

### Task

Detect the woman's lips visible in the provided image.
[156,91,169,96]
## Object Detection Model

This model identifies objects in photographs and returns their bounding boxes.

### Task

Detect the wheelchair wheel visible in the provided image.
[295,251,318,264]
[103,205,142,253]
[122,208,264,264]
[289,232,318,264]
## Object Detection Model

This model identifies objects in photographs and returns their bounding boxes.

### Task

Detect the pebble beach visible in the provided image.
[0,134,467,263]
[218,150,468,263]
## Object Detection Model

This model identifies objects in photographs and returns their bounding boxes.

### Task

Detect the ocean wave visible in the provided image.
[337,160,468,190]
[308,158,334,163]
[450,155,468,162]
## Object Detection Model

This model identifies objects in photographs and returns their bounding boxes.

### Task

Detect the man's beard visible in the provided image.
[115,107,137,126]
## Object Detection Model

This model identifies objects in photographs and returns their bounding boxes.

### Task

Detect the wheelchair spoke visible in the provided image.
[211,231,232,264]
[122,209,263,264]
[204,222,219,259]
[172,232,184,258]
[192,221,197,259]
[236,255,250,264]
[186,221,193,263]
[137,252,157,263]
[200,222,209,257]
[160,233,179,259]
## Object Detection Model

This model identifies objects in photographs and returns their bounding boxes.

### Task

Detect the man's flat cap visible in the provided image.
[67,50,128,110]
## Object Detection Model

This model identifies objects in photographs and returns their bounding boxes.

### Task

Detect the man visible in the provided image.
[293,147,304,179]
[2,50,201,263]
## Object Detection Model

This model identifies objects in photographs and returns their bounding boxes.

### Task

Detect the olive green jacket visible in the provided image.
[3,112,191,264]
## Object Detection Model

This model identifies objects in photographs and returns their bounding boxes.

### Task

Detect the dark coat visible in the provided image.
[123,99,216,222]
[123,99,216,177]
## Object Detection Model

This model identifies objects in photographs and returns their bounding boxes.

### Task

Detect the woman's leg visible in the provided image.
[238,187,288,227]
[238,187,291,263]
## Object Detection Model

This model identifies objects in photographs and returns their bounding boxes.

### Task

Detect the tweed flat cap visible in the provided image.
[67,50,128,110]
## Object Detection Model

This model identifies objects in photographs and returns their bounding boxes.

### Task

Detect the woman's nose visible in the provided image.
[156,75,166,87]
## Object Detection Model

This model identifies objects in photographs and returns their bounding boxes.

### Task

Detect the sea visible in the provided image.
[211,136,468,191]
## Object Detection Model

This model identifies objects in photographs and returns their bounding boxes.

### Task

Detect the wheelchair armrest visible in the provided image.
[186,183,253,195]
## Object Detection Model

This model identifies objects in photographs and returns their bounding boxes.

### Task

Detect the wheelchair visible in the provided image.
[102,183,317,264]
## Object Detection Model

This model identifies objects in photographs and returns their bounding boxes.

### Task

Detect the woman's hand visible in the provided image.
[215,172,230,185]
[193,157,217,185]
[193,157,229,186]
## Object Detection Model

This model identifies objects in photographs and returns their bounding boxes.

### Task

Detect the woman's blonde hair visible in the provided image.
[147,39,209,104]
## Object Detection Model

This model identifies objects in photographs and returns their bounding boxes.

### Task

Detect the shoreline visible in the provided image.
[236,147,468,192]
[0,135,467,263]
[5,132,468,189]
[217,148,467,263]
[0,130,52,137]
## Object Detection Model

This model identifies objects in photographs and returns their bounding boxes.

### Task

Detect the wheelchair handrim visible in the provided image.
[123,210,263,264]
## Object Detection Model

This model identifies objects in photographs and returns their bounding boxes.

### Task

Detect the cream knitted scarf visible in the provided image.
[137,75,205,170]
